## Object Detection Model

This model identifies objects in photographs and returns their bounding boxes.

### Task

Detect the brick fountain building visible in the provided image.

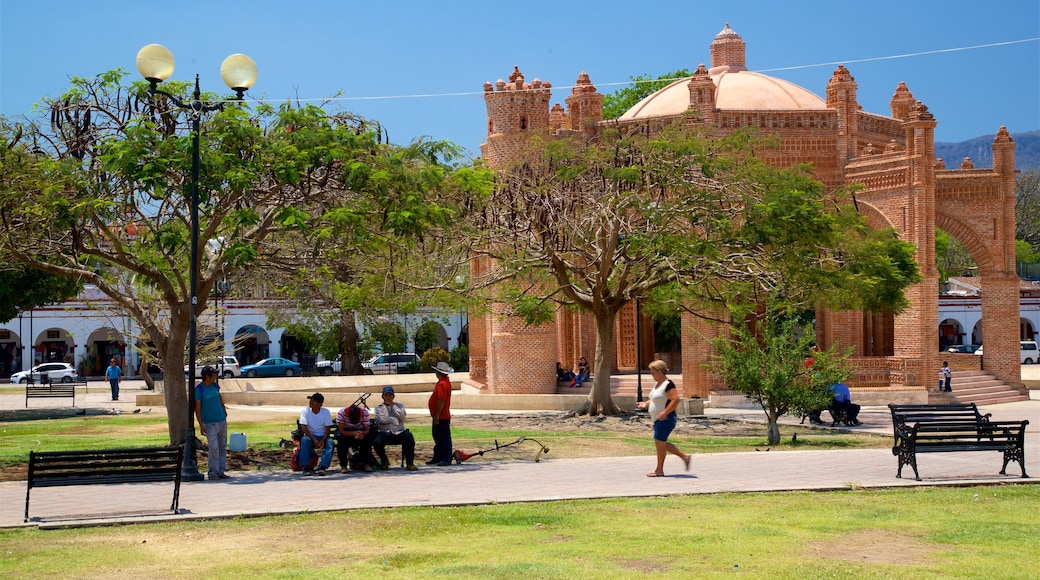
[469,24,1020,404]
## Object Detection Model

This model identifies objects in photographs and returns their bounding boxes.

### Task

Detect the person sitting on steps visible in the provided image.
[571,356,590,388]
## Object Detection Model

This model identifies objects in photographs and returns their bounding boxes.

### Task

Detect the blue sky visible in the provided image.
[2,0,1037,158]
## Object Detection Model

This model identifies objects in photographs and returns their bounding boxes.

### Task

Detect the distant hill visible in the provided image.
[935,130,1040,171]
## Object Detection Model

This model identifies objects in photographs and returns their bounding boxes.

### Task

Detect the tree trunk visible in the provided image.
[138,358,154,390]
[583,310,621,416]
[765,410,781,446]
[162,347,190,445]
[338,309,364,375]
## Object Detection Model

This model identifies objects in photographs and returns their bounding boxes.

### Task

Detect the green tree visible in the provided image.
[0,263,82,323]
[1015,169,1040,250]
[711,304,850,445]
[458,121,919,415]
[0,70,451,444]
[601,69,692,120]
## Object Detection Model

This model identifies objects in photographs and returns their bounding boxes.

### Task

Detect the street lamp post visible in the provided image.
[136,44,257,481]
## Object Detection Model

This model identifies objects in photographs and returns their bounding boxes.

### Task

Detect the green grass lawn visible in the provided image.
[1,486,1037,578]
[0,413,891,469]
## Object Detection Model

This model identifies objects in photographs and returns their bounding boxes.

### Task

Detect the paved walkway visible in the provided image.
[2,383,1037,529]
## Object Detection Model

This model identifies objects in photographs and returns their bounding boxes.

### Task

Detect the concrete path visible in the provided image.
[2,383,1037,529]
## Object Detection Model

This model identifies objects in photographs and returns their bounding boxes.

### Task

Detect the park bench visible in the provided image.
[888,404,1029,481]
[24,379,87,407]
[24,446,184,522]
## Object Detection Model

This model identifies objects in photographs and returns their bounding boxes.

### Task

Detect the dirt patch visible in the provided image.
[808,529,935,565]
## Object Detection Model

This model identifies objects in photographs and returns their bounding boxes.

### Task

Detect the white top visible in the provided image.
[647,379,676,419]
[374,402,408,435]
[299,406,334,439]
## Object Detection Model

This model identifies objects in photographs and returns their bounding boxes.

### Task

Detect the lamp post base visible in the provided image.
[180,431,205,482]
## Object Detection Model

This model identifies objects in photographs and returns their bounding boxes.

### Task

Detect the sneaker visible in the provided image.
[302,470,315,477]
[437,461,451,467]
[217,473,231,480]
[425,460,438,465]
[361,465,373,473]
[340,467,350,474]
[405,464,418,471]
[316,469,326,476]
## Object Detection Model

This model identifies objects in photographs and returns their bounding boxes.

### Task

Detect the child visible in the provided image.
[941,361,952,392]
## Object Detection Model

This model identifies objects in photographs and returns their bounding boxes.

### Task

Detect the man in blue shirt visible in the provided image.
[105,358,122,401]
[194,366,230,480]
[829,383,861,426]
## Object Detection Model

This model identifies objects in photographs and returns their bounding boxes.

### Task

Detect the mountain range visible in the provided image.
[935,130,1040,171]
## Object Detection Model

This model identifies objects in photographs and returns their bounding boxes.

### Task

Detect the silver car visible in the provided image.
[362,353,420,375]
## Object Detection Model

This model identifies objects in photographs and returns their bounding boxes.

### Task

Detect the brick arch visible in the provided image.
[854,200,895,231]
[934,212,995,275]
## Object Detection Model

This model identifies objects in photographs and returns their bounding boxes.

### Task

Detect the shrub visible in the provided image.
[420,347,450,372]
[450,344,469,371]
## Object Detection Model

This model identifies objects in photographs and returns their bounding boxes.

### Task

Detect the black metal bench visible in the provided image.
[24,446,184,522]
[889,404,1029,481]
[24,379,86,407]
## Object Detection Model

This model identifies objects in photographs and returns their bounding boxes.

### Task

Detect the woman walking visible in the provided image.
[636,360,691,477]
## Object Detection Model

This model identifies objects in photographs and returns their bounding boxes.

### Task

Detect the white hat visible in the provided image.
[433,361,454,375]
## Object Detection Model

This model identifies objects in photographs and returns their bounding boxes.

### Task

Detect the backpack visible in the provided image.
[289,440,318,471]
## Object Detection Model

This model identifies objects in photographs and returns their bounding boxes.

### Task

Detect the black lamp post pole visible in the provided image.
[148,76,221,482]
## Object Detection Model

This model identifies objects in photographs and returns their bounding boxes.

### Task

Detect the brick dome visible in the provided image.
[619,24,827,121]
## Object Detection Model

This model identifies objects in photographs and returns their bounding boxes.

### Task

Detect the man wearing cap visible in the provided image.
[373,386,418,471]
[335,404,376,473]
[299,392,335,476]
[428,361,454,466]
[194,366,230,480]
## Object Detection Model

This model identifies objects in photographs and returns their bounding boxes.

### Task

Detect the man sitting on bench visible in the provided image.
[829,383,861,426]
[336,404,376,473]
[807,383,861,426]
[373,386,418,471]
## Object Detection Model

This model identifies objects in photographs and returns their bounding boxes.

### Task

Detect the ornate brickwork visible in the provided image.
[473,24,1020,398]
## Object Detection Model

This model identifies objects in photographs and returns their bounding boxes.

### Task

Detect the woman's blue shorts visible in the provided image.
[653,413,678,441]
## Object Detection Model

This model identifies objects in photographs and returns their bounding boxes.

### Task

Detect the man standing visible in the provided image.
[427,361,454,466]
[194,366,230,480]
[298,392,335,476]
[373,386,418,471]
[106,357,122,401]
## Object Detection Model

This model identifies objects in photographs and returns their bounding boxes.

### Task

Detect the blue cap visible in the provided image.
[382,386,395,395]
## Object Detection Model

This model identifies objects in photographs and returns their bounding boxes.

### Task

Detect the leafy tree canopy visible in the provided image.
[0,69,472,442]
[601,69,692,120]
[0,263,82,322]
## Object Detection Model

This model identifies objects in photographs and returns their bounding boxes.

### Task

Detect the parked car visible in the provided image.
[240,357,302,378]
[362,353,420,375]
[184,355,240,379]
[945,344,980,354]
[11,362,78,384]
[973,341,1039,364]
[315,355,342,376]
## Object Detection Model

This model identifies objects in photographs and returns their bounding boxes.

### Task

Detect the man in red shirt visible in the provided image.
[427,361,454,466]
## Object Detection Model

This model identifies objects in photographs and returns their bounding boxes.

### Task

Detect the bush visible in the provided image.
[450,344,469,372]
[420,347,450,372]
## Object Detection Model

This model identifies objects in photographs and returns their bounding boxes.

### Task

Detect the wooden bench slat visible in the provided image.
[25,446,184,522]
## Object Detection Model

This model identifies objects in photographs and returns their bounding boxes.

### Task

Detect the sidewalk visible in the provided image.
[2,385,1036,529]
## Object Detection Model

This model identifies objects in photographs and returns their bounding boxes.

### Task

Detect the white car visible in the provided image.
[184,355,240,378]
[315,355,342,376]
[362,353,420,375]
[973,341,1038,364]
[11,362,78,384]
